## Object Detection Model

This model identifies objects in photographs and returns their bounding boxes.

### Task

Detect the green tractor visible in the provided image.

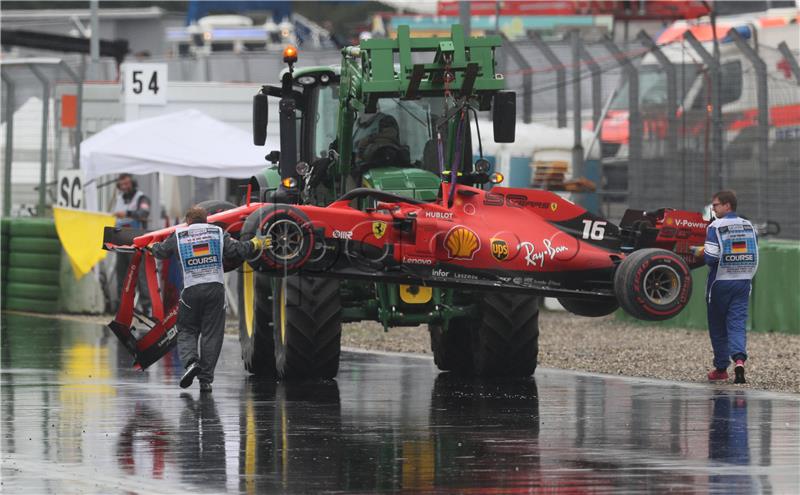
[241,25,538,380]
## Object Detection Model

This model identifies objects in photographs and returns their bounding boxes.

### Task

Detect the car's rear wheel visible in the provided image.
[273,275,342,380]
[614,248,692,321]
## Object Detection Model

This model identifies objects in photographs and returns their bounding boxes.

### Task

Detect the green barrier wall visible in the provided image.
[1,218,62,313]
[617,240,800,334]
[752,240,800,333]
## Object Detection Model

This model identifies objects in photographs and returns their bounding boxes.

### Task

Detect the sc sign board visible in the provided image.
[122,63,167,105]
[57,170,84,208]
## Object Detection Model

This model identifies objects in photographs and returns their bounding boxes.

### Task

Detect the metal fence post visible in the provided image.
[500,34,533,124]
[684,32,723,191]
[529,32,566,128]
[1,74,13,217]
[601,36,641,203]
[579,43,602,129]
[777,42,800,85]
[637,31,679,203]
[728,28,768,222]
[57,62,83,169]
[571,31,584,178]
[29,65,51,217]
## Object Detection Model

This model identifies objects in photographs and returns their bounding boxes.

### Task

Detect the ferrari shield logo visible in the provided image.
[372,221,387,239]
[550,202,558,212]
[491,238,508,261]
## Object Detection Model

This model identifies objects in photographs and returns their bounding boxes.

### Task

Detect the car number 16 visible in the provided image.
[581,219,606,240]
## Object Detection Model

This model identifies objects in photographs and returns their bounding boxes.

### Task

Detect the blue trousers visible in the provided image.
[707,280,750,370]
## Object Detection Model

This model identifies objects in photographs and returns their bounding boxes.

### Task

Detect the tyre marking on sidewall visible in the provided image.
[243,263,255,337]
[280,278,287,346]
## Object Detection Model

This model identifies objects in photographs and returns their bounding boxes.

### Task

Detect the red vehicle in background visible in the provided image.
[595,9,800,158]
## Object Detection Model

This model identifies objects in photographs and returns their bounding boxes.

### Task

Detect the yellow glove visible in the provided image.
[689,245,704,257]
[250,236,271,251]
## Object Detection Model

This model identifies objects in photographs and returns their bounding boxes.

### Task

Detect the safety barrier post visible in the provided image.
[57,61,83,169]
[529,32,566,128]
[500,34,533,124]
[29,65,51,217]
[571,31,584,178]
[727,28,768,223]
[579,43,602,129]
[684,32,724,191]
[777,42,800,85]
[601,36,641,205]
[1,74,13,217]
[637,31,680,205]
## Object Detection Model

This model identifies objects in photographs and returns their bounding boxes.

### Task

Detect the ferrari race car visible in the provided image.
[104,182,708,370]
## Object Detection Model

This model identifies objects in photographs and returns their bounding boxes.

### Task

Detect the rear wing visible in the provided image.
[619,208,708,267]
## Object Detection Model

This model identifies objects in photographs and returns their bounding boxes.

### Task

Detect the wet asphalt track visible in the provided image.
[1,312,799,494]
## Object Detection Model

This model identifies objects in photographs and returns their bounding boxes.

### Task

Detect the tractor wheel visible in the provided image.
[429,317,474,375]
[614,248,692,321]
[557,297,619,317]
[272,275,342,380]
[472,293,540,377]
[196,200,242,272]
[238,263,277,376]
[242,205,316,274]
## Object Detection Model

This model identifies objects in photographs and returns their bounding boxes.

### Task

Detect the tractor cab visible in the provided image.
[252,25,516,206]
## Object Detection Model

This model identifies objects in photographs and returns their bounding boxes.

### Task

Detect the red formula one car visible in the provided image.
[105,182,708,369]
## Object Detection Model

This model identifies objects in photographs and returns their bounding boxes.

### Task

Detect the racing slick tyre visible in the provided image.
[429,317,475,374]
[196,199,242,272]
[614,248,692,321]
[238,263,277,377]
[272,275,342,380]
[557,297,619,317]
[242,205,316,275]
[472,293,540,377]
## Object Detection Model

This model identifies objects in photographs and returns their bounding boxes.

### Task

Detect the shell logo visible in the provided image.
[445,226,480,259]
[665,217,674,226]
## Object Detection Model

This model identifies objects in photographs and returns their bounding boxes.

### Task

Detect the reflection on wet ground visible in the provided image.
[2,313,798,494]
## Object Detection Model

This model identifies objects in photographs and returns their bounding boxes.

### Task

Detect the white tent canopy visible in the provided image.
[80,109,274,181]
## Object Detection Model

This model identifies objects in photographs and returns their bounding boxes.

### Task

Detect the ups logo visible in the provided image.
[491,238,508,261]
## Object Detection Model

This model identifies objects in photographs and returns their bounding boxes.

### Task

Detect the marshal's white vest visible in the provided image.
[710,216,758,282]
[113,190,146,229]
[175,223,224,289]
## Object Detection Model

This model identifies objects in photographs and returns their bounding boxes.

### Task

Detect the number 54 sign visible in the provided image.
[122,63,167,105]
